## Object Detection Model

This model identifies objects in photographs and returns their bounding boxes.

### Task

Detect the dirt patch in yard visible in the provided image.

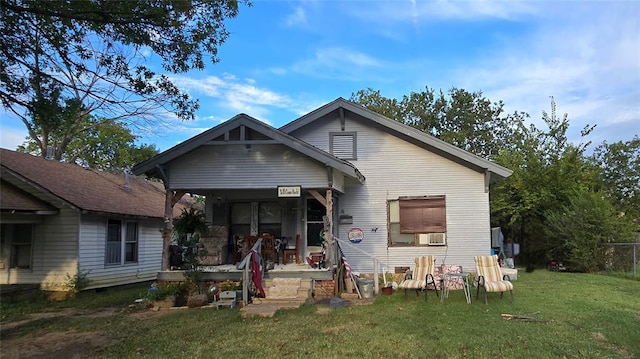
[0,306,171,359]
[1,330,111,359]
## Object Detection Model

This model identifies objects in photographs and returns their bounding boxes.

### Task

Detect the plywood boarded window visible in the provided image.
[388,196,446,246]
[330,132,357,160]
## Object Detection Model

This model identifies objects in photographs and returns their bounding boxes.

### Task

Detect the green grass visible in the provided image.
[1,271,639,358]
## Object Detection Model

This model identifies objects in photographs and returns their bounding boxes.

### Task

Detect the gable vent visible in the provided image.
[330,132,356,160]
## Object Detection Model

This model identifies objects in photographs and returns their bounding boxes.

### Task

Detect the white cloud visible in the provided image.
[346,0,537,25]
[291,47,384,81]
[170,73,315,125]
[284,6,307,27]
[0,124,27,150]
[447,2,640,144]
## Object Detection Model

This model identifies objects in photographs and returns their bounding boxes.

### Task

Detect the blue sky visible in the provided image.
[1,0,638,153]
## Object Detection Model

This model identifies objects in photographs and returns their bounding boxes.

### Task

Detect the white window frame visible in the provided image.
[106,219,138,265]
[388,196,447,247]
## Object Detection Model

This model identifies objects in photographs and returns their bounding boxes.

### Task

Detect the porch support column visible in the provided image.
[324,188,333,269]
[162,188,186,271]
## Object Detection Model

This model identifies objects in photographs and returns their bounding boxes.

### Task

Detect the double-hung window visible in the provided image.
[0,224,33,269]
[388,196,447,246]
[106,220,138,265]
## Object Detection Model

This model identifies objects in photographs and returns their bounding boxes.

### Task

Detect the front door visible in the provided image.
[306,198,325,247]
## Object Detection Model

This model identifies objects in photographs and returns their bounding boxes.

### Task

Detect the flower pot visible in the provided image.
[381,286,393,295]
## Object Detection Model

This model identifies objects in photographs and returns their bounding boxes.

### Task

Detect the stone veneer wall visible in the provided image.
[199,226,229,265]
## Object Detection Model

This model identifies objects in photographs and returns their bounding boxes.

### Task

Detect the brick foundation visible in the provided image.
[313,279,335,298]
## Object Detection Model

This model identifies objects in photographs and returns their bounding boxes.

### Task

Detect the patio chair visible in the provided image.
[398,256,439,301]
[282,234,301,264]
[474,255,514,304]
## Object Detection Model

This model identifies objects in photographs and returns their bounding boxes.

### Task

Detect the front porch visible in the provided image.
[157,263,334,282]
[154,263,337,316]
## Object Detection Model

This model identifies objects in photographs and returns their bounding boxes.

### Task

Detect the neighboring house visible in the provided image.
[0,149,188,291]
[132,98,512,275]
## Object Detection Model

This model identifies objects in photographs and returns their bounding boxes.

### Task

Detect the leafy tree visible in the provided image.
[544,191,635,272]
[590,136,640,228]
[490,98,600,269]
[350,87,527,160]
[1,0,248,158]
[18,119,159,171]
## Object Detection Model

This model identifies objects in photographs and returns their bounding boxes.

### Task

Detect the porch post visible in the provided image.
[324,189,333,268]
[373,258,379,294]
[161,189,173,271]
[161,187,186,271]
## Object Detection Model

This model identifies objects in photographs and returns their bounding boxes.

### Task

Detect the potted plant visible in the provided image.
[381,283,393,295]
[379,272,396,295]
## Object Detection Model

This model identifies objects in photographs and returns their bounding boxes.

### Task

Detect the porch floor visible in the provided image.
[157,263,333,282]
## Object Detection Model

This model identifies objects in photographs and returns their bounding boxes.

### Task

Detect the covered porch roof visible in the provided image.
[131,114,365,185]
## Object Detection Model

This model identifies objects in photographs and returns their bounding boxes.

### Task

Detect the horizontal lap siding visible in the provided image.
[1,209,80,289]
[79,215,163,289]
[168,145,329,189]
[291,115,490,274]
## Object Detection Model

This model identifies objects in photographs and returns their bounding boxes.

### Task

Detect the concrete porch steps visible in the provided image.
[240,277,311,318]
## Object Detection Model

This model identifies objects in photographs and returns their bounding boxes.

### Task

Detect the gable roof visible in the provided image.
[0,149,187,219]
[1,180,57,213]
[131,114,365,182]
[280,98,512,183]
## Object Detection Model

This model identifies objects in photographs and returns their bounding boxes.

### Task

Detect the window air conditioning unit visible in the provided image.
[417,233,446,246]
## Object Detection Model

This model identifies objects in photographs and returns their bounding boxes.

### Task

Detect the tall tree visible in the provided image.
[590,136,640,228]
[18,119,159,171]
[490,98,602,269]
[351,87,527,160]
[1,0,248,158]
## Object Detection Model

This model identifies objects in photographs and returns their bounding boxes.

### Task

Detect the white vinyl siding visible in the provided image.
[168,144,330,189]
[290,113,491,273]
[0,209,79,290]
[78,215,162,289]
[1,211,162,290]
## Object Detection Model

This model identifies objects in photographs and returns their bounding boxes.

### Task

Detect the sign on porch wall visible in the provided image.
[278,186,301,198]
[348,227,364,243]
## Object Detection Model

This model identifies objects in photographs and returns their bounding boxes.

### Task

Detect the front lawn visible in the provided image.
[1,270,638,358]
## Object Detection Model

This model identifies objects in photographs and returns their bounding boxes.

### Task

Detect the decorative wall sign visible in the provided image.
[348,227,364,243]
[278,186,301,197]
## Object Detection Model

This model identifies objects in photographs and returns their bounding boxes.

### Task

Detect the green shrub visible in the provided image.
[146,283,188,302]
[545,191,635,272]
[63,270,92,293]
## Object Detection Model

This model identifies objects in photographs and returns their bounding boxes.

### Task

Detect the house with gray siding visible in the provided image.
[132,98,511,278]
[0,149,188,291]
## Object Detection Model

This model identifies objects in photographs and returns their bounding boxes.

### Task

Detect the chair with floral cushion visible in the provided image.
[398,256,439,301]
[474,255,514,304]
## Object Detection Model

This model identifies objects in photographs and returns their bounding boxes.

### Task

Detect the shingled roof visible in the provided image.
[1,149,187,219]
